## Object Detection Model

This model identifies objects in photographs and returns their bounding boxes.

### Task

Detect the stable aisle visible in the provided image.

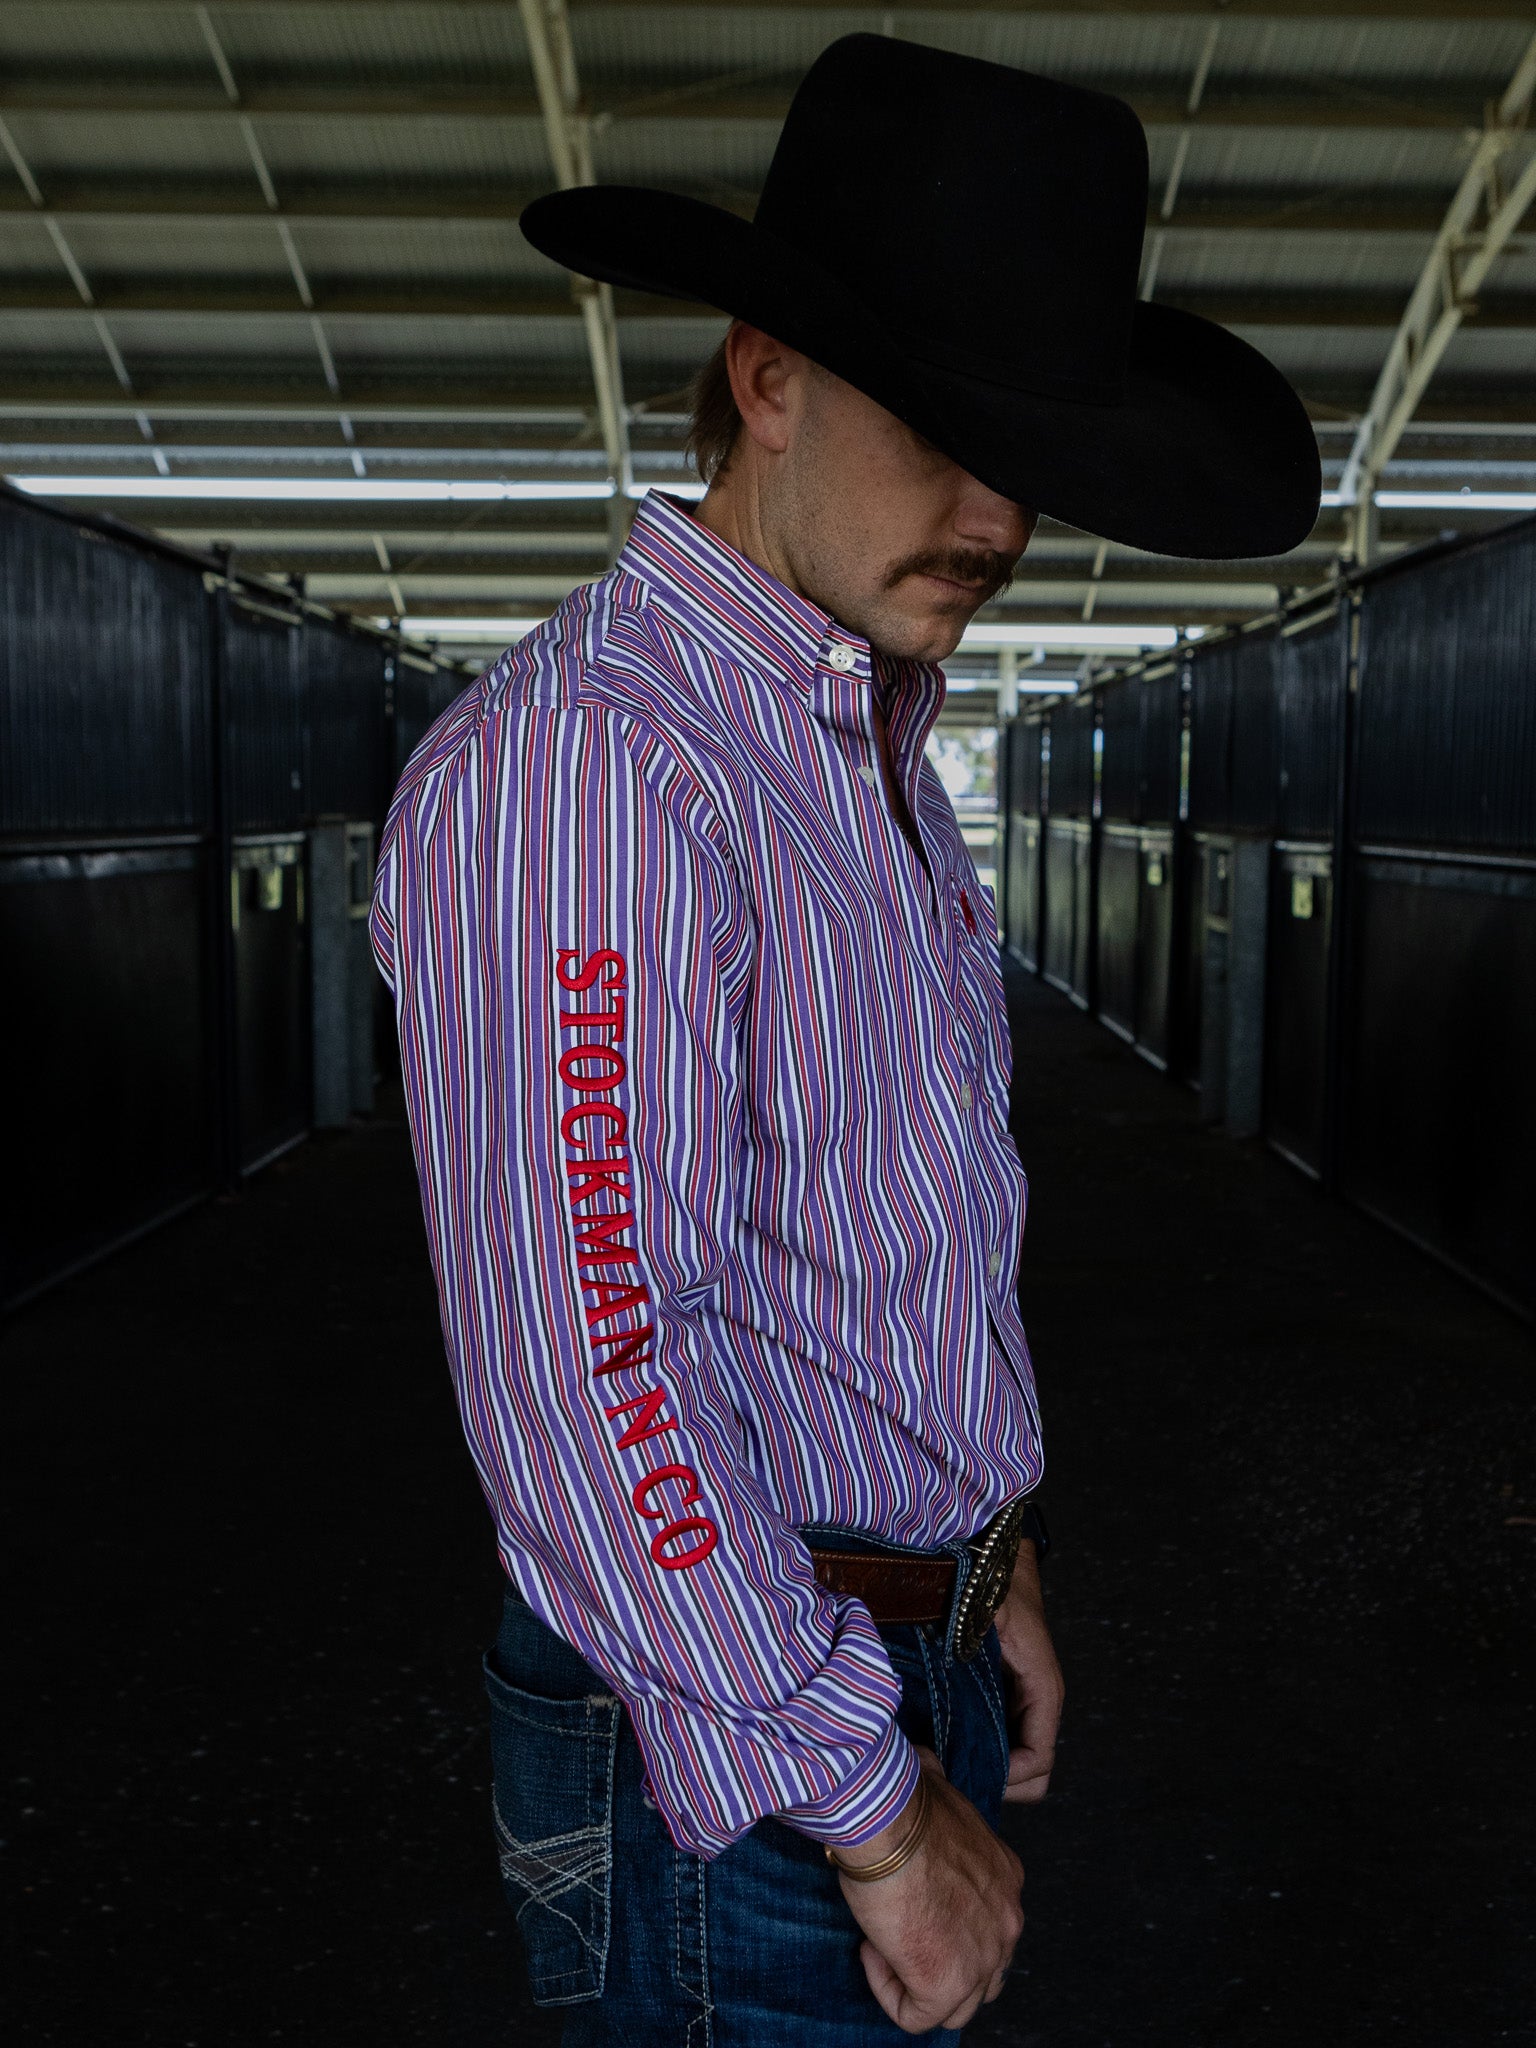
[8,970,1532,2047]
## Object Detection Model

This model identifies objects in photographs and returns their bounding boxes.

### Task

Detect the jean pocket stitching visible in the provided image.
[492,1811,612,1925]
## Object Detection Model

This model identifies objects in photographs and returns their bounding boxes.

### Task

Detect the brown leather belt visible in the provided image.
[806,1498,1042,1659]
[806,1548,957,1626]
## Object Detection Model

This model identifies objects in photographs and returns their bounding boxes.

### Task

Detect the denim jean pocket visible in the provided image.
[483,1653,620,2006]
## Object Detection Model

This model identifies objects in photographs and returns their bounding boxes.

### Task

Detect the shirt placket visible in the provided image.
[811,633,1012,1310]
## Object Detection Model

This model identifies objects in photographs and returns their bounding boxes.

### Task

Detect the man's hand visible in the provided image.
[834,1749,1024,2034]
[994,1539,1064,1804]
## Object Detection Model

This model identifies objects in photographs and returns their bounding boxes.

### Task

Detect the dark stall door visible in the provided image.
[1136,831,1174,1069]
[1096,828,1140,1041]
[0,842,212,1304]
[1265,848,1332,1176]
[232,837,311,1171]
[1343,854,1536,1315]
[1006,814,1041,969]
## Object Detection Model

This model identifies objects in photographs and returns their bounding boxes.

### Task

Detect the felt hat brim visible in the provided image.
[522,185,1322,563]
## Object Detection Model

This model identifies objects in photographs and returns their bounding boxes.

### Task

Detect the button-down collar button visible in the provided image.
[987,1249,1003,1278]
[827,643,856,672]
[959,1081,974,1111]
[857,764,877,786]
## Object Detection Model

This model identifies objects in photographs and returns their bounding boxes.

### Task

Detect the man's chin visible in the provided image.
[868,609,972,664]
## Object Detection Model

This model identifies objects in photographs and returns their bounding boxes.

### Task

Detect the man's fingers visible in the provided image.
[1004,1744,1053,1803]
[940,1988,990,2032]
[984,1963,1009,2003]
[859,1942,907,2027]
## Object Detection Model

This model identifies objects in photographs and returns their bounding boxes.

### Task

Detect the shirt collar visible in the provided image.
[618,491,948,773]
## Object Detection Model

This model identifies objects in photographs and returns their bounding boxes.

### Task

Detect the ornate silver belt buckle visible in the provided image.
[951,1497,1030,1662]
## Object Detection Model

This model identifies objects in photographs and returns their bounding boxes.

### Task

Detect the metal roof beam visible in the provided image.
[517,0,630,515]
[11,285,1536,328]
[1339,26,1536,561]
[27,0,1536,19]
[0,82,1502,132]
[0,189,1468,238]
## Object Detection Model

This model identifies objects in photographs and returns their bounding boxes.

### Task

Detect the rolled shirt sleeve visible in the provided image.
[373,685,919,1858]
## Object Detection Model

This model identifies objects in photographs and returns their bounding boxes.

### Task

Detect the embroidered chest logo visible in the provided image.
[959,887,979,936]
[554,947,718,1572]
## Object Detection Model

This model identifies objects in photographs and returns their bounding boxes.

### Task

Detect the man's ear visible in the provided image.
[726,323,801,456]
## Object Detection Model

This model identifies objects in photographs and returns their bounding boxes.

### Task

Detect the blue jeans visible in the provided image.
[484,1570,1013,2046]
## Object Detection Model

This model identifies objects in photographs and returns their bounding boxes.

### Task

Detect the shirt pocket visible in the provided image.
[483,1653,620,2005]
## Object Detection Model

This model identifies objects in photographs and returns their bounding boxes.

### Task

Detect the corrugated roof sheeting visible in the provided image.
[567,8,1528,94]
[208,3,533,82]
[5,0,1536,632]
[0,4,209,71]
[0,111,256,184]
[280,217,564,289]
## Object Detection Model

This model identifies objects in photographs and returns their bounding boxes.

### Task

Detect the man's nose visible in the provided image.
[955,476,1037,558]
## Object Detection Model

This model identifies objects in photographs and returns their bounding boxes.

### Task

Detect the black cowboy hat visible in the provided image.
[521,34,1320,561]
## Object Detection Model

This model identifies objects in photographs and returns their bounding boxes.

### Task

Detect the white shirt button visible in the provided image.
[959,1082,973,1111]
[857,764,877,786]
[827,644,855,672]
[987,1249,1003,1278]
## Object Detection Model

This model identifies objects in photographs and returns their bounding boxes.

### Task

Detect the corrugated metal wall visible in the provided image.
[1275,612,1343,841]
[1047,696,1095,818]
[1098,677,1140,823]
[0,493,209,833]
[0,484,466,1306]
[997,512,1536,1316]
[1138,669,1182,824]
[1356,524,1536,851]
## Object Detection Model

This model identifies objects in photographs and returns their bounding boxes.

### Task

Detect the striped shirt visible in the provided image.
[372,490,1043,1858]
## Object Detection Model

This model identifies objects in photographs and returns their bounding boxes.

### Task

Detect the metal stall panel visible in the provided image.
[224,601,307,831]
[1095,824,1140,1040]
[0,490,216,1304]
[1001,715,1044,967]
[1355,527,1536,855]
[1138,668,1183,826]
[1266,846,1332,1176]
[1343,521,1536,1309]
[1049,696,1096,820]
[0,489,210,836]
[1005,814,1042,969]
[1196,837,1232,1115]
[1043,819,1092,1007]
[0,841,211,1305]
[1097,680,1140,826]
[1342,853,1536,1315]
[1174,837,1207,1086]
[307,622,389,825]
[1136,828,1175,1067]
[1276,611,1344,841]
[231,835,310,1171]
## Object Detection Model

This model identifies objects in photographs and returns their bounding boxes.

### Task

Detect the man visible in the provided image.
[372,35,1317,2045]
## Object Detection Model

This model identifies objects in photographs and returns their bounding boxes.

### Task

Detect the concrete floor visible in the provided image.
[7,969,1533,2046]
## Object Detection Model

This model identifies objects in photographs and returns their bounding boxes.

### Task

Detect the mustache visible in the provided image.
[882,547,1019,602]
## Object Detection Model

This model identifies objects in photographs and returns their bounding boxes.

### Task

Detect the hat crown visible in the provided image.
[755,36,1148,402]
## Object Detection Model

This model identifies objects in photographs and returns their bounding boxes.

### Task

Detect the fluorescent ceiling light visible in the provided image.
[1318,488,1535,512]
[1376,489,1536,511]
[398,616,543,638]
[961,622,1181,650]
[7,475,615,502]
[8,473,711,505]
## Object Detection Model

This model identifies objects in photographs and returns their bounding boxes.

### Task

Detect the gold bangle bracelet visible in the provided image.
[824,1772,933,1883]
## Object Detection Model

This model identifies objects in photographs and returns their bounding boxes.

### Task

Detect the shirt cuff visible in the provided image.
[776,1713,923,1849]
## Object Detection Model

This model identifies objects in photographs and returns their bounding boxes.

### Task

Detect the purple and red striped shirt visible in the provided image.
[372,490,1043,1858]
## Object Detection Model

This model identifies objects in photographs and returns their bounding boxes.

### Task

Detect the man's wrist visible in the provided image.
[826,1770,933,1880]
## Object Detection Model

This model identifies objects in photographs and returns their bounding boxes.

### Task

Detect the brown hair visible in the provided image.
[686,334,742,486]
